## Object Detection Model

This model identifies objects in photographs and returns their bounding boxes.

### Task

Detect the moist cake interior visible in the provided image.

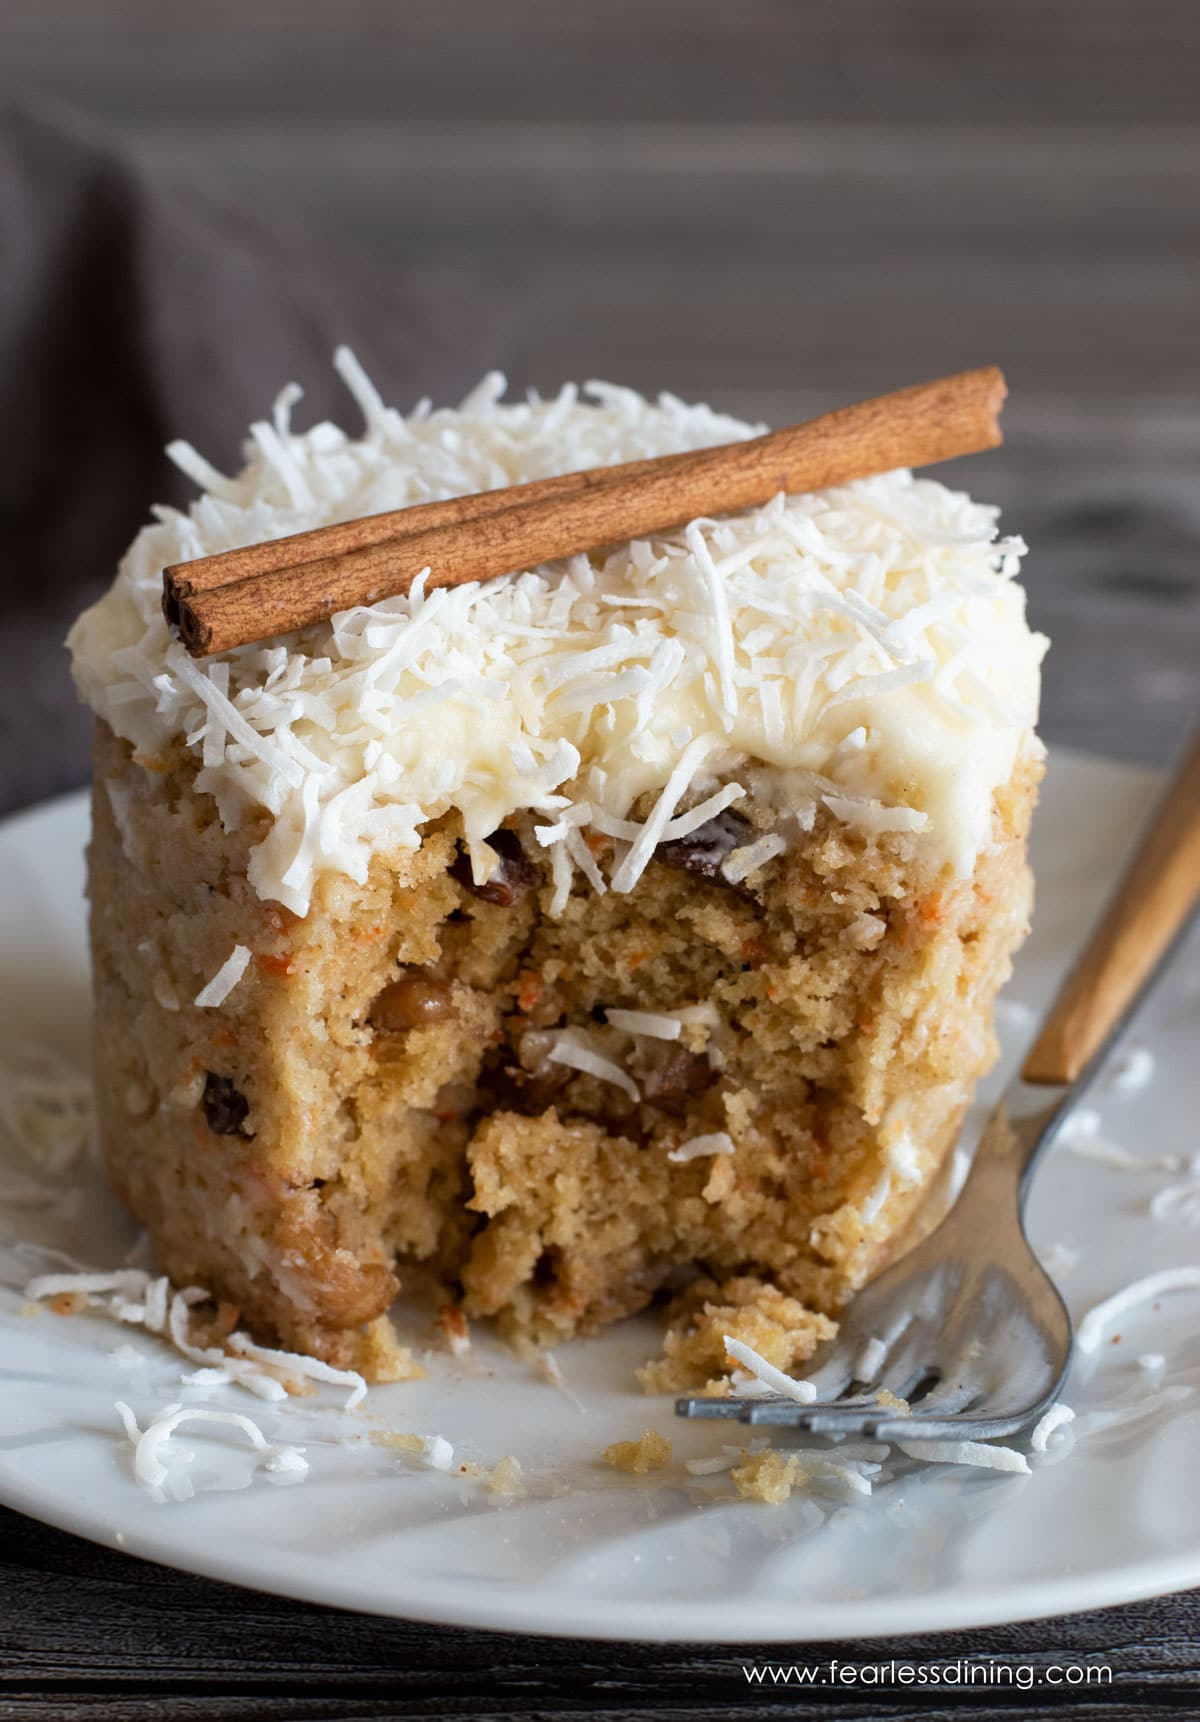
[89,724,1038,1380]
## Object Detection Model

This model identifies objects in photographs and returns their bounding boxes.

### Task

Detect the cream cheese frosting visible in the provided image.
[68,352,1047,916]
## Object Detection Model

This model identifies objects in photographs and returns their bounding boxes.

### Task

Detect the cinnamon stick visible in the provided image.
[167,366,1006,657]
[163,446,720,621]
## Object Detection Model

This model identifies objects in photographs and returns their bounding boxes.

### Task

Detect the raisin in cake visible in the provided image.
[67,356,1047,1381]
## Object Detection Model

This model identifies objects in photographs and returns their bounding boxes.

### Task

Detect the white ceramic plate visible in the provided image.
[1,750,1198,1643]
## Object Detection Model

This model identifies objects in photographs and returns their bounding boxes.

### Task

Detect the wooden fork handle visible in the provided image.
[1023,727,1200,1086]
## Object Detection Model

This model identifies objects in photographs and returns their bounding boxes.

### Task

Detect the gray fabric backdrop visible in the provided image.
[0,104,493,813]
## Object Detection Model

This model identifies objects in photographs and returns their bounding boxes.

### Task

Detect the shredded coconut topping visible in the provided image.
[69,357,1043,916]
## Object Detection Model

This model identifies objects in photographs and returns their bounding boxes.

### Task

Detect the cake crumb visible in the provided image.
[357,1319,427,1384]
[730,1449,809,1504]
[701,1154,738,1205]
[434,1302,472,1358]
[50,1291,89,1317]
[370,1430,426,1455]
[20,1302,40,1319]
[638,1275,836,1395]
[875,1388,911,1415]
[488,1455,523,1495]
[603,1429,672,1475]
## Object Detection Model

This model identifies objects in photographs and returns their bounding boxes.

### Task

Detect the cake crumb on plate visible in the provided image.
[603,1429,672,1475]
[488,1455,523,1495]
[637,1274,835,1395]
[730,1450,809,1505]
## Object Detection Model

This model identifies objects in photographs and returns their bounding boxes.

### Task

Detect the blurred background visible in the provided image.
[1,0,1197,807]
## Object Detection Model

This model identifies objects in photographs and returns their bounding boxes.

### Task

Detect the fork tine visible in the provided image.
[746,1396,881,1429]
[674,1392,905,1431]
[677,1395,1029,1443]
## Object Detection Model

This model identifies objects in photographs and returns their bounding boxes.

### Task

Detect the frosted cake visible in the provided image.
[67,356,1046,1381]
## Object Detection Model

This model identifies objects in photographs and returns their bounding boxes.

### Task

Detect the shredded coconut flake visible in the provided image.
[1108,1044,1155,1095]
[423,1434,455,1472]
[668,1132,735,1164]
[116,1400,302,1495]
[895,1437,1030,1474]
[859,1167,892,1226]
[1055,1106,1182,1172]
[1038,1241,1081,1278]
[193,944,253,1009]
[605,1008,682,1041]
[720,832,787,885]
[855,1336,888,1383]
[1030,1403,1076,1452]
[1150,1181,1200,1227]
[548,1028,640,1103]
[26,1268,366,1408]
[226,1331,367,1410]
[1076,1268,1200,1355]
[1063,1137,1182,1174]
[264,1446,310,1476]
[722,1336,817,1403]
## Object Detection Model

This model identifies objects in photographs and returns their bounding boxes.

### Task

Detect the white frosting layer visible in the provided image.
[68,355,1046,916]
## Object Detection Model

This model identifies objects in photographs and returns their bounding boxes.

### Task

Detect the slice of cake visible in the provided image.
[67,357,1046,1381]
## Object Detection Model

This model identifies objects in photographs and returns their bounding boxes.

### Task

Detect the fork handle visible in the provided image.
[1023,727,1200,1085]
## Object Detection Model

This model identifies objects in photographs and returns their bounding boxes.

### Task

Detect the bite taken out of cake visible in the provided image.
[67,357,1047,1384]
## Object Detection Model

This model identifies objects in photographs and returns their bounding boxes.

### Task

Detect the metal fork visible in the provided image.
[678,729,1200,1442]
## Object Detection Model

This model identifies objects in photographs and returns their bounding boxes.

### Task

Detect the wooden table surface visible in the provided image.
[0,4,1197,1716]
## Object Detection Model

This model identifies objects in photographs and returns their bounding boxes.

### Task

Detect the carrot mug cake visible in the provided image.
[67,358,1046,1382]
